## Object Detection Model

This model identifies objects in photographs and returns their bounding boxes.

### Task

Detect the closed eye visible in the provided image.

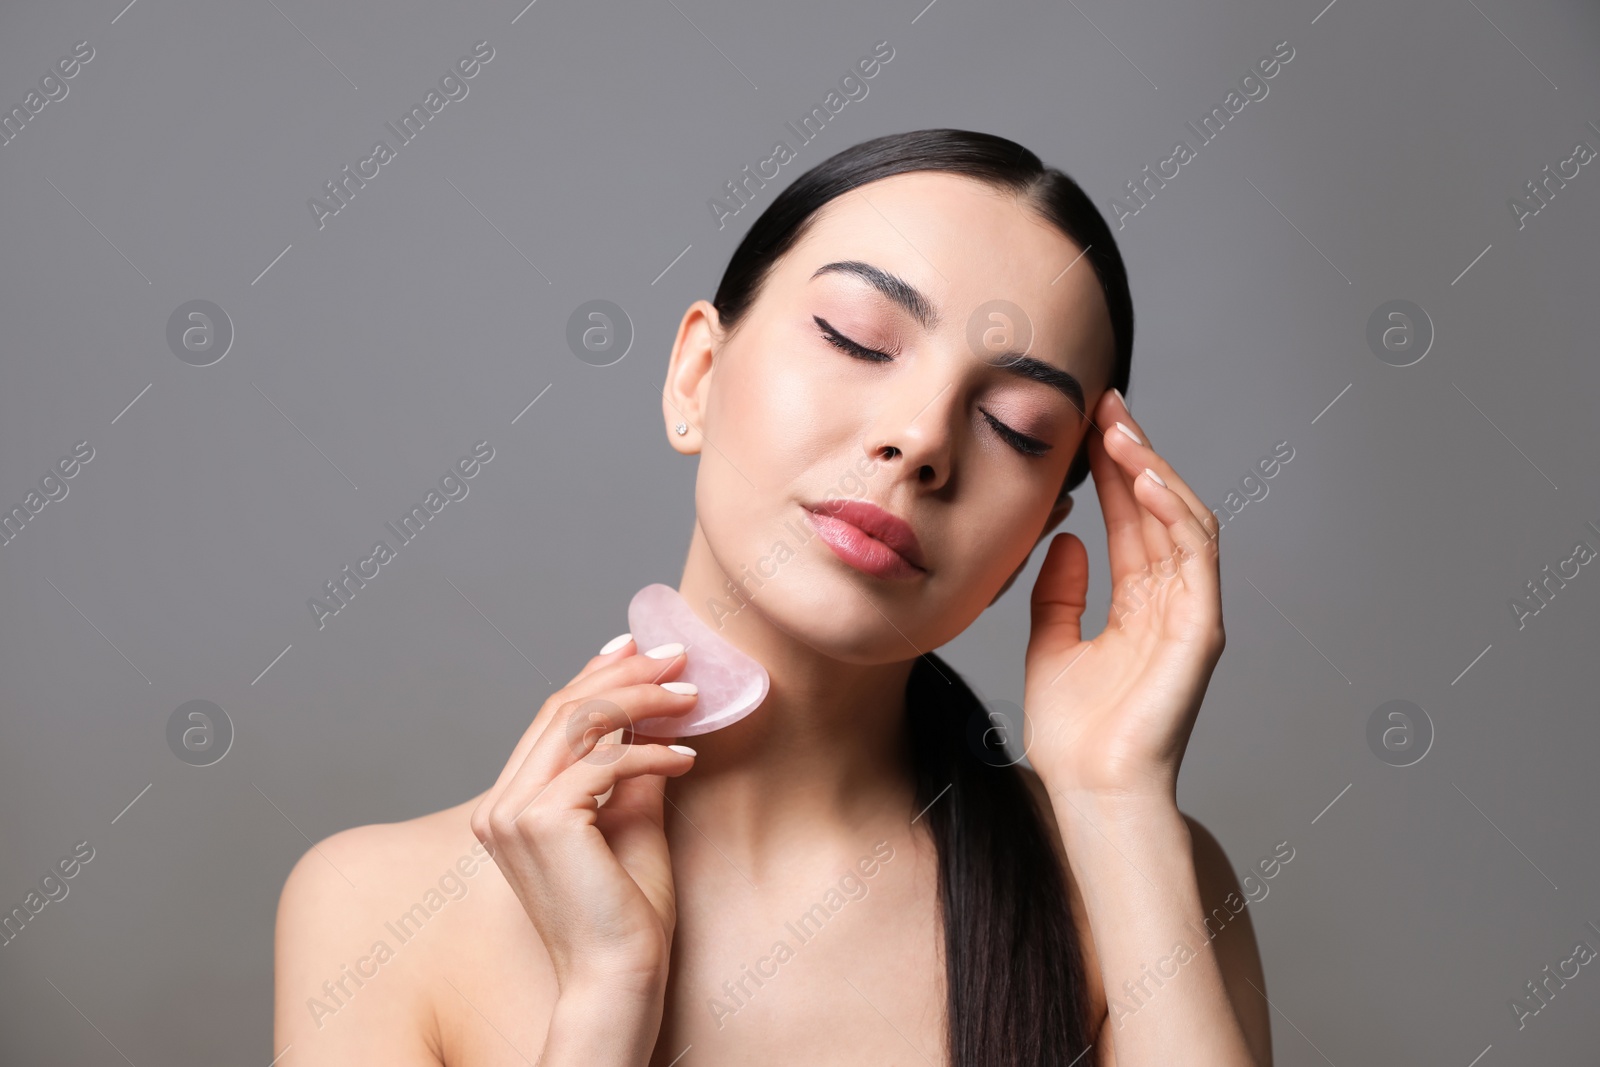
[815,316,892,363]
[980,410,1052,457]
[815,316,1052,459]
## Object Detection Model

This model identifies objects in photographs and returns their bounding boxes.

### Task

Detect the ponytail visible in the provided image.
[905,652,1093,1064]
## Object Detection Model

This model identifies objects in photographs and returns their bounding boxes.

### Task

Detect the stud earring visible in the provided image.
[675,422,688,435]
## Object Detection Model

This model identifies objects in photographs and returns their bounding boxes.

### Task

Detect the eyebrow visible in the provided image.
[813,260,941,330]
[811,259,1088,416]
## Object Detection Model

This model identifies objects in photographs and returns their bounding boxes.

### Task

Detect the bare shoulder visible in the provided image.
[1178,812,1274,1067]
[272,795,501,1065]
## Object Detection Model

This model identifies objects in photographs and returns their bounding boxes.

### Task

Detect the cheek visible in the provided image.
[968,501,1048,588]
[694,345,835,565]
[715,344,844,482]
[905,520,1046,651]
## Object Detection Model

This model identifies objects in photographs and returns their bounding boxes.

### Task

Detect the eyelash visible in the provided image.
[814,317,1052,458]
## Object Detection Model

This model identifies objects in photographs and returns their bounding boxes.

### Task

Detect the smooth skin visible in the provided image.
[274,171,1270,1065]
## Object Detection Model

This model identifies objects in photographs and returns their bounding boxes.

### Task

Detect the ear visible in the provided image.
[663,299,721,454]
[988,495,1075,607]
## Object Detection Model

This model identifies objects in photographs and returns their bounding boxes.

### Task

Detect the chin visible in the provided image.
[732,555,980,667]
[700,538,906,660]
[792,583,922,662]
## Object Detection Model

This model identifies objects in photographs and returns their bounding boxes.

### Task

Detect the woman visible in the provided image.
[274,128,1271,1066]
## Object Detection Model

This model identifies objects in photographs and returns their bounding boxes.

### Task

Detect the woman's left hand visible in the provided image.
[1022,388,1225,802]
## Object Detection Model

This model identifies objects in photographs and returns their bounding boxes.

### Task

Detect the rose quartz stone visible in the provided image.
[626,583,770,738]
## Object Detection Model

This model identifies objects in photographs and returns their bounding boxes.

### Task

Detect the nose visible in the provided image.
[864,372,959,493]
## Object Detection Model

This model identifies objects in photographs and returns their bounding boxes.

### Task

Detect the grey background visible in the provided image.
[1,0,1597,1063]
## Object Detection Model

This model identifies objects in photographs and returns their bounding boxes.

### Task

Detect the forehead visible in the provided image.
[777,171,1115,385]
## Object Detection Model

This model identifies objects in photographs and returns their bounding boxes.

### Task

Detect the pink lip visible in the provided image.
[802,499,928,580]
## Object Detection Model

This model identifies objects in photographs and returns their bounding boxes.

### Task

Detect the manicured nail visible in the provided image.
[644,642,685,659]
[599,632,632,655]
[661,681,698,695]
[1144,468,1168,487]
[668,744,697,756]
[1115,421,1143,446]
[1111,386,1129,411]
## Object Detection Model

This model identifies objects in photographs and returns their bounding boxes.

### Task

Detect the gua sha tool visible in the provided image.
[626,583,770,737]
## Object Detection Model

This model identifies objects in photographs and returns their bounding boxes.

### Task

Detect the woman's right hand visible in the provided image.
[469,635,699,999]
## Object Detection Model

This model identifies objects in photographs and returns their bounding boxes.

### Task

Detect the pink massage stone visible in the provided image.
[626,583,770,738]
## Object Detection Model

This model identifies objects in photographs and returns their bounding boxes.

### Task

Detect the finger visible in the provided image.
[493,681,700,820]
[1087,420,1151,591]
[1103,391,1220,542]
[497,739,696,832]
[487,646,688,796]
[572,631,639,686]
[593,771,672,889]
[1028,531,1089,658]
[1104,416,1176,565]
[553,742,697,814]
[472,650,690,839]
[1129,465,1221,601]
[1091,391,1175,562]
[598,767,671,825]
[558,641,691,721]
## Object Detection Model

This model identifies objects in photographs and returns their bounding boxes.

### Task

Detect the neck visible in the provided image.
[662,521,920,866]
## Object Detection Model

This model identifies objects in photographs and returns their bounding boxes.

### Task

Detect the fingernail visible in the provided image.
[668,744,697,756]
[599,632,632,655]
[1144,468,1167,487]
[644,642,685,659]
[661,681,698,695]
[1111,386,1129,411]
[1115,421,1143,446]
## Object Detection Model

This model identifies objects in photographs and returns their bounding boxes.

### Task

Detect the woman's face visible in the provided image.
[668,170,1116,662]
